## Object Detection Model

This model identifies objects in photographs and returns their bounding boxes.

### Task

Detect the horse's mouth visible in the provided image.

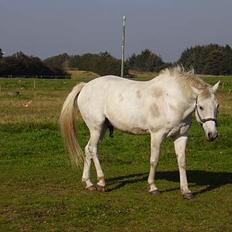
[207,133,218,142]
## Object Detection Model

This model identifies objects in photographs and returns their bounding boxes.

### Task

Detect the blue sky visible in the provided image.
[1,0,232,61]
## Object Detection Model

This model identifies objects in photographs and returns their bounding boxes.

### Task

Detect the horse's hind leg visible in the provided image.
[82,140,95,190]
[82,126,106,192]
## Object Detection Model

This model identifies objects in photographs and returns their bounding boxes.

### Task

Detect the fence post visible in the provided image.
[33,79,36,99]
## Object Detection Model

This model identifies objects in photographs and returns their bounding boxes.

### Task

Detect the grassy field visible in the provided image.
[0,72,232,231]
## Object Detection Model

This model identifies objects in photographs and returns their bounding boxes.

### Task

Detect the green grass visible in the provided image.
[1,120,232,231]
[0,73,232,231]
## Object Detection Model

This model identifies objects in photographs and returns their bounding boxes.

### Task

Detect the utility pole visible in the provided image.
[121,16,126,78]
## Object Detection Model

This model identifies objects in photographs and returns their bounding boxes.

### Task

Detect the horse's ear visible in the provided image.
[212,81,220,93]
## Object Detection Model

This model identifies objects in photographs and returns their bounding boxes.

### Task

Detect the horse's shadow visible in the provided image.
[105,170,232,196]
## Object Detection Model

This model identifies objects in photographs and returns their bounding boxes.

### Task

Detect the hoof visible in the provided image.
[183,192,193,200]
[96,185,105,192]
[86,185,96,192]
[150,190,160,195]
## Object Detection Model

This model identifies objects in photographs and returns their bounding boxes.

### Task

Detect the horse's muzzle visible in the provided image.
[207,132,218,142]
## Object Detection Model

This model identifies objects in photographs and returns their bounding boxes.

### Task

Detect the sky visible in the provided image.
[1,0,232,62]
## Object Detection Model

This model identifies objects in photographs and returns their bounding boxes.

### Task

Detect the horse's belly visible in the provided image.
[106,111,149,135]
[118,124,149,135]
[113,123,149,135]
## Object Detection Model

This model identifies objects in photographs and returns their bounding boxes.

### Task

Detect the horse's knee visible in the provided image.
[85,140,98,154]
[150,156,159,166]
[176,154,186,169]
[178,162,186,170]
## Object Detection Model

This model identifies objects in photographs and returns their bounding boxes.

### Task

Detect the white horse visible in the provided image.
[60,67,220,199]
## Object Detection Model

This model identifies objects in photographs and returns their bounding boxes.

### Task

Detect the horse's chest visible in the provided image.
[167,122,191,137]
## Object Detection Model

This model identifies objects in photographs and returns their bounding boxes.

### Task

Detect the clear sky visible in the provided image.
[1,0,232,62]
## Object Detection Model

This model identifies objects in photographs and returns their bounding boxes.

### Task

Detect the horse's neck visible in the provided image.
[151,75,197,119]
[178,83,197,118]
[152,75,195,100]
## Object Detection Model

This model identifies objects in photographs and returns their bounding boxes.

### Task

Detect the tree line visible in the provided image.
[0,51,69,78]
[178,44,232,75]
[1,44,232,78]
[43,50,168,76]
[44,52,127,77]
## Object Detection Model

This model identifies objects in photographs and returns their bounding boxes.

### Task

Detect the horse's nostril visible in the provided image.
[207,132,218,141]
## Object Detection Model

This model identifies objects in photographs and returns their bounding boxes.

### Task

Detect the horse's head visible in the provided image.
[194,81,220,142]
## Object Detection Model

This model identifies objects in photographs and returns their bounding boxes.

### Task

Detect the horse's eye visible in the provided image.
[199,106,204,110]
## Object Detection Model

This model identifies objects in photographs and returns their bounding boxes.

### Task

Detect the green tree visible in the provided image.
[44,53,70,70]
[178,44,232,75]
[0,51,69,78]
[0,48,3,59]
[69,51,128,76]
[127,49,168,72]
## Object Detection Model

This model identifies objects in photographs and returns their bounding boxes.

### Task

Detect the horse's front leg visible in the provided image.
[148,132,165,194]
[174,135,193,199]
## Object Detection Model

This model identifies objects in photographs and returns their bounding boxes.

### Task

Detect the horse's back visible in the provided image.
[77,76,151,129]
[78,75,150,103]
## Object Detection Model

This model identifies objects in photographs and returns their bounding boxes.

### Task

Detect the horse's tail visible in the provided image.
[59,82,86,167]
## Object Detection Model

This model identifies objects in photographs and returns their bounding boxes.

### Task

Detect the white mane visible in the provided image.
[160,66,211,98]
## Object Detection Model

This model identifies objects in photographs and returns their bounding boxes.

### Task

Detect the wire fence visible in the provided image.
[0,78,77,98]
[1,74,70,79]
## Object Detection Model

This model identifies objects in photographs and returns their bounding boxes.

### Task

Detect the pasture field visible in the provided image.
[0,73,232,232]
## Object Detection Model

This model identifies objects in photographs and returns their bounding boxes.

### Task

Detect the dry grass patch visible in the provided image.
[0,90,68,123]
[68,69,98,80]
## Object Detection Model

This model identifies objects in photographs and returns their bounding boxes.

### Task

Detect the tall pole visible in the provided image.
[121,16,126,77]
